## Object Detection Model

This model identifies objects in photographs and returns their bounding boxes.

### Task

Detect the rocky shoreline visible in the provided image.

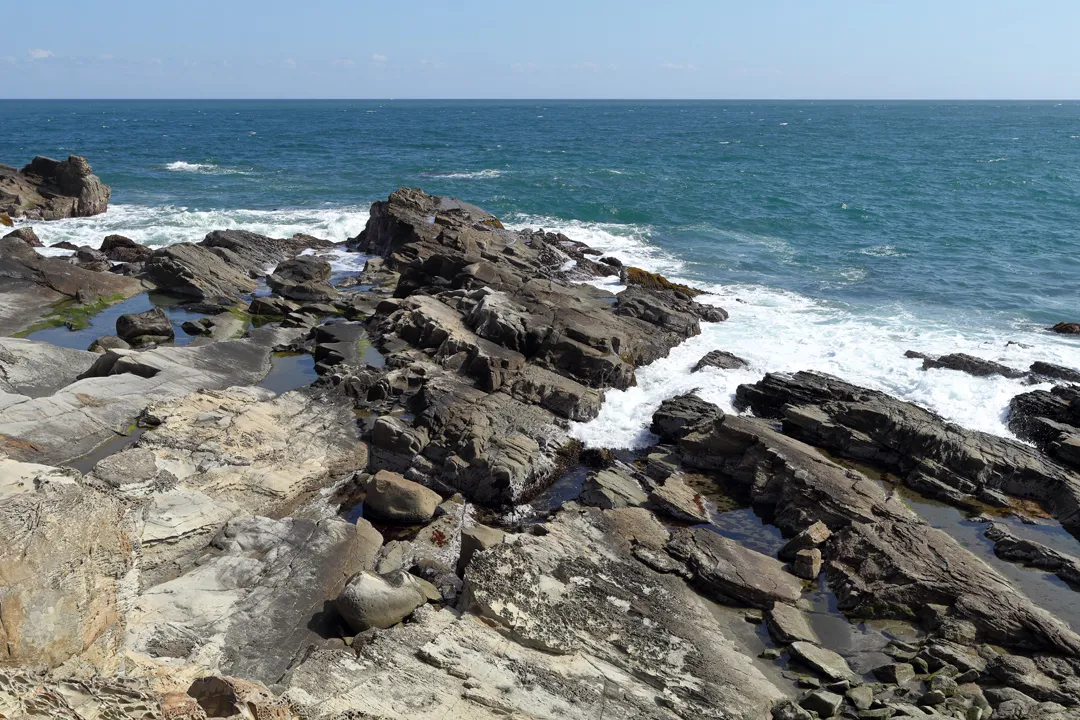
[3,183,1080,719]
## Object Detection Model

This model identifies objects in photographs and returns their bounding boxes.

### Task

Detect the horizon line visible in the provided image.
[1,97,1079,103]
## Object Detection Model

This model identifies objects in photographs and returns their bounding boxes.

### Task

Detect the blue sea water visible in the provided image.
[3,99,1080,444]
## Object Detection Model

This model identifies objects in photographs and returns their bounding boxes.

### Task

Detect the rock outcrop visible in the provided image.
[0,155,110,219]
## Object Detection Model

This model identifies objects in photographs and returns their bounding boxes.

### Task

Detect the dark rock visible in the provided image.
[144,243,258,300]
[651,393,722,442]
[666,527,802,608]
[50,241,79,251]
[266,255,337,302]
[116,307,174,343]
[0,155,110,219]
[693,349,748,372]
[180,320,211,336]
[3,227,42,247]
[100,234,153,263]
[1030,361,1080,383]
[599,256,623,268]
[921,352,1026,379]
[248,295,299,316]
[201,230,334,278]
[985,522,1080,585]
[580,447,617,468]
[1050,323,1080,335]
[904,349,929,359]
[736,371,1080,538]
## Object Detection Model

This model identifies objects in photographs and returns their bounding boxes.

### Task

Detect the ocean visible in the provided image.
[3,99,1079,446]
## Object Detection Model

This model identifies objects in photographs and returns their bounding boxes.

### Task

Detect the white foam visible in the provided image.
[504,214,686,277]
[300,246,370,274]
[539,221,1080,449]
[14,204,370,250]
[163,161,249,175]
[425,169,504,179]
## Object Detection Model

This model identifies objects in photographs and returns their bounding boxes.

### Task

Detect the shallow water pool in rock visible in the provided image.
[26,292,220,350]
[258,352,319,395]
[63,426,147,475]
[889,482,1080,630]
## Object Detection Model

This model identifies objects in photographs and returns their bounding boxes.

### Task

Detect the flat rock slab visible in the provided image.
[788,641,856,682]
[0,338,98,397]
[767,602,819,645]
[666,527,803,608]
[0,326,300,465]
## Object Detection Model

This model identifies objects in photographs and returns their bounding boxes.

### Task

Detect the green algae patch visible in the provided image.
[13,293,128,337]
[624,266,704,297]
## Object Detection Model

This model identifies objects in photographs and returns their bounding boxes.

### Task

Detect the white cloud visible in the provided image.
[574,62,619,73]
[371,53,387,65]
[28,48,54,60]
[283,58,297,69]
[661,62,698,72]
[332,58,355,68]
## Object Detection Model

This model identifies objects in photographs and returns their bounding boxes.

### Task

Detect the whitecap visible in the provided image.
[299,246,369,274]
[859,244,903,258]
[163,161,250,175]
[423,169,504,180]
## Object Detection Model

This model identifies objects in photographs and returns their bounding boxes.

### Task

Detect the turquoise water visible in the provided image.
[4,100,1080,443]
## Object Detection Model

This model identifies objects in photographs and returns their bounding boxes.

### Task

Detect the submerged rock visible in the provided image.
[0,154,110,219]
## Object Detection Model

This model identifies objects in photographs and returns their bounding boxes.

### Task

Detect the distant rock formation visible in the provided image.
[0,154,111,219]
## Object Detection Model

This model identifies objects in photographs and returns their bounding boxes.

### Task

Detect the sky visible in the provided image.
[4,0,1079,99]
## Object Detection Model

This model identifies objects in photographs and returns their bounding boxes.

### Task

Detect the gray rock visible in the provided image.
[457,523,505,576]
[0,337,98,397]
[248,295,299,316]
[3,226,42,246]
[648,472,711,522]
[0,155,110,220]
[874,662,916,684]
[985,521,1080,585]
[667,527,803,608]
[144,243,258,300]
[267,255,337,302]
[651,393,723,442]
[116,306,174,343]
[847,684,874,711]
[693,349,749,372]
[799,689,843,717]
[335,569,433,632]
[793,548,823,579]
[779,520,832,561]
[579,466,649,509]
[364,470,442,524]
[767,602,819,645]
[99,234,153,263]
[87,334,130,353]
[789,642,856,682]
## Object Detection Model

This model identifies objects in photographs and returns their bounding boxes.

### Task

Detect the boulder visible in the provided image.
[87,334,130,354]
[792,548,822,579]
[201,229,334,278]
[651,393,723,442]
[788,642,856,682]
[116,306,174,343]
[666,527,803,608]
[693,349,749,372]
[248,295,299,316]
[0,155,110,219]
[3,226,42,246]
[767,602,819,645]
[364,469,442,524]
[335,569,434,632]
[873,661,916,684]
[579,466,649,509]
[100,234,153,263]
[799,690,843,718]
[1050,322,1080,335]
[144,243,258,300]
[457,522,505,576]
[266,255,337,302]
[778,520,832,561]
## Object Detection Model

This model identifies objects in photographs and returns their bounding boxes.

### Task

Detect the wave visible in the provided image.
[860,244,904,257]
[423,169,504,180]
[164,161,250,175]
[19,203,371,249]
[508,218,1080,449]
